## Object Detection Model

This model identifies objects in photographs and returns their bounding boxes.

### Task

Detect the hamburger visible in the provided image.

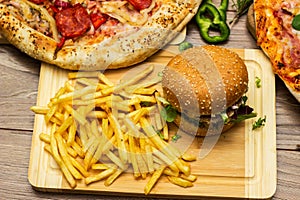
[161,45,256,136]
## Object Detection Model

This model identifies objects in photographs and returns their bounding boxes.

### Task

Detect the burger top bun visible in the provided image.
[162,45,249,116]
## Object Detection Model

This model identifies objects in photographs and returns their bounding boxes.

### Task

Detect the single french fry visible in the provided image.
[57,85,97,103]
[68,71,99,79]
[182,152,197,162]
[45,103,58,123]
[78,125,89,149]
[108,114,127,163]
[144,166,166,195]
[180,174,197,182]
[106,150,126,170]
[39,133,50,144]
[91,163,116,170]
[81,91,102,100]
[30,106,49,114]
[85,168,117,185]
[67,122,77,146]
[76,77,98,87]
[132,87,156,95]
[145,144,154,174]
[154,92,166,127]
[124,77,161,93]
[56,116,74,135]
[132,108,149,124]
[54,111,65,122]
[44,144,52,154]
[66,145,78,158]
[115,65,154,93]
[98,72,114,87]
[133,95,156,104]
[49,115,63,126]
[104,168,123,186]
[95,95,113,106]
[162,124,169,141]
[163,167,179,177]
[154,113,163,131]
[128,134,140,178]
[167,176,193,188]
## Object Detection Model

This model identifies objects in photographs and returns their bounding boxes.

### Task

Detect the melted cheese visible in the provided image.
[100,0,156,26]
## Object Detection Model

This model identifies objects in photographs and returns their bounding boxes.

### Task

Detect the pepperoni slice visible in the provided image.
[90,13,108,30]
[128,0,152,11]
[54,0,71,9]
[55,4,91,38]
[29,0,46,4]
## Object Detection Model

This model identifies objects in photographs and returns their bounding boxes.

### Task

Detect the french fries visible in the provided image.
[31,66,197,194]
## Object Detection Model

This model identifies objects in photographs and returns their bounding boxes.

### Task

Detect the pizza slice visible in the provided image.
[254,0,300,101]
[0,0,201,70]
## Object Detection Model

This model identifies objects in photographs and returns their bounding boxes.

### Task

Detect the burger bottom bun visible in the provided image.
[173,114,235,137]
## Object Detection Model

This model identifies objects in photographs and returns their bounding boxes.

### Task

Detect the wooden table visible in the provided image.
[0,6,299,200]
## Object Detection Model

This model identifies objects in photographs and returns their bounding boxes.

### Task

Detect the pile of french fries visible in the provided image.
[31,65,197,195]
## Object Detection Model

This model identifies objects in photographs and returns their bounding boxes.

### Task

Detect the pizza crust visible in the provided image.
[0,0,202,71]
[254,0,300,102]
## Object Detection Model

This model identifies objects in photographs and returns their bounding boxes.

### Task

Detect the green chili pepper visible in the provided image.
[205,0,228,21]
[195,2,230,43]
[292,14,300,30]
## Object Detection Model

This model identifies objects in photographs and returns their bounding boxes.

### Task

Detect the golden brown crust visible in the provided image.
[0,6,58,62]
[162,45,248,116]
[254,0,300,100]
[0,0,202,70]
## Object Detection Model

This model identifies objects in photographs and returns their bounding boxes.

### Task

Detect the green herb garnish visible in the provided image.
[178,41,193,52]
[161,104,177,123]
[157,71,163,77]
[171,134,181,142]
[241,95,248,105]
[140,101,152,107]
[230,0,253,28]
[292,14,300,30]
[255,76,261,88]
[252,116,266,130]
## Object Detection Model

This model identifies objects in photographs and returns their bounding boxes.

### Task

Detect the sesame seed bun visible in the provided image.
[162,45,249,136]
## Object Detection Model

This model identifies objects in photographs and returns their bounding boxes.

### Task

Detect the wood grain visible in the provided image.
[0,4,299,200]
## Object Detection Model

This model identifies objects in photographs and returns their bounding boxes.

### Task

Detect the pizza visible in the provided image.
[0,0,201,70]
[254,0,300,101]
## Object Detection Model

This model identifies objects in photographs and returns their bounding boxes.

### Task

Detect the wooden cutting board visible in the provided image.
[28,46,277,199]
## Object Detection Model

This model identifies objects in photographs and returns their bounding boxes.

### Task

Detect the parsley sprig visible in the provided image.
[230,0,253,28]
[252,116,266,130]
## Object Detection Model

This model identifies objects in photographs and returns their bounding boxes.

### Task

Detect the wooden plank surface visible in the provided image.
[0,3,300,200]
